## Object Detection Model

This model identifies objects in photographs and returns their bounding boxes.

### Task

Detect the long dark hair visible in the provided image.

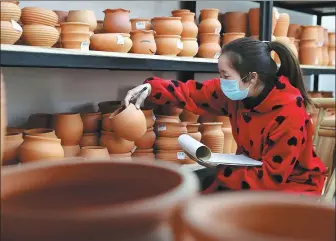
[221,37,312,108]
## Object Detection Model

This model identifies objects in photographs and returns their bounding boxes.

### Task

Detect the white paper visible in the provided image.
[210,153,263,166]
[135,21,146,30]
[177,40,184,50]
[116,35,125,45]
[157,123,166,131]
[11,20,22,32]
[80,41,89,51]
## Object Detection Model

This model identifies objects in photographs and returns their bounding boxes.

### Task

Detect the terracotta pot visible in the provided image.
[62,145,80,158]
[249,7,278,36]
[103,8,131,34]
[198,33,221,59]
[178,38,198,57]
[81,112,101,133]
[90,33,132,53]
[299,39,318,65]
[156,150,193,164]
[323,29,329,46]
[27,113,52,129]
[7,127,25,134]
[155,115,180,123]
[223,12,248,34]
[222,32,245,45]
[101,113,113,131]
[222,127,234,154]
[0,2,21,22]
[155,122,187,138]
[23,128,57,139]
[79,132,100,147]
[79,146,110,160]
[274,37,298,64]
[287,24,302,39]
[151,17,183,35]
[130,30,156,55]
[155,35,182,56]
[60,22,90,33]
[201,122,224,153]
[61,31,90,42]
[141,109,155,128]
[0,20,22,45]
[3,132,23,166]
[61,40,88,50]
[134,127,156,149]
[21,7,58,26]
[317,26,325,47]
[294,39,300,51]
[94,20,104,34]
[185,123,200,133]
[98,101,121,114]
[67,10,97,32]
[199,8,221,34]
[132,149,155,161]
[301,26,320,43]
[322,46,329,66]
[215,116,231,128]
[328,32,335,47]
[53,10,68,23]
[0,72,6,164]
[100,130,135,154]
[180,110,199,123]
[109,103,147,142]
[173,12,198,38]
[172,9,191,16]
[18,135,64,163]
[273,13,290,37]
[130,18,151,31]
[109,152,132,161]
[155,137,180,150]
[329,47,335,66]
[22,25,59,47]
[53,113,83,146]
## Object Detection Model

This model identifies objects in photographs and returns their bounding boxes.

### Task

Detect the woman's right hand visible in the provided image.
[124,83,151,109]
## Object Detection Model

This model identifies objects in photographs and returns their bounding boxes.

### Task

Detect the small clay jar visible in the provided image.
[223,12,248,34]
[155,137,180,150]
[81,112,101,133]
[130,30,156,55]
[134,127,156,149]
[156,115,180,123]
[180,110,199,123]
[222,127,234,154]
[171,9,191,16]
[328,32,335,47]
[79,132,100,147]
[53,113,84,146]
[273,13,290,37]
[249,7,278,36]
[301,26,319,42]
[103,8,131,34]
[101,113,113,131]
[53,10,68,23]
[94,20,104,34]
[0,20,22,45]
[155,122,187,138]
[62,145,80,158]
[3,132,23,166]
[100,130,135,154]
[173,12,198,38]
[61,40,89,50]
[90,33,133,53]
[199,8,221,34]
[201,122,224,153]
[329,47,335,66]
[130,18,152,31]
[19,135,64,163]
[67,10,97,32]
[287,24,302,39]
[60,22,90,33]
[23,128,57,139]
[22,25,59,47]
[155,35,183,56]
[141,108,155,128]
[151,17,183,35]
[299,39,318,65]
[27,113,52,129]
[79,146,110,160]
[21,7,58,26]
[1,1,21,22]
[198,33,221,59]
[222,32,245,45]
[178,38,198,57]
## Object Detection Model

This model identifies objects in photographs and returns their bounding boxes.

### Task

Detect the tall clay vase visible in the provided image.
[201,123,224,153]
[3,132,23,166]
[18,135,64,163]
[249,7,278,36]
[130,30,156,55]
[223,12,248,34]
[173,12,198,38]
[299,39,318,65]
[79,146,110,160]
[198,8,221,34]
[198,33,221,59]
[273,13,290,37]
[0,71,6,163]
[222,32,245,45]
[81,112,101,133]
[67,10,97,32]
[222,127,233,154]
[53,113,84,146]
[103,8,131,34]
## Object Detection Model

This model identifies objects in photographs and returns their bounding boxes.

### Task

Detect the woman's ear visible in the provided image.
[249,72,259,85]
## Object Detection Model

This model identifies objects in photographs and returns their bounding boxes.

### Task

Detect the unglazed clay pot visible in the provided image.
[61,31,91,42]
[0,1,21,22]
[155,137,180,150]
[130,18,152,31]
[3,132,23,166]
[173,12,198,38]
[273,37,298,64]
[172,9,191,16]
[151,17,183,35]
[180,110,199,123]
[81,112,101,133]
[23,128,57,139]
[0,71,6,163]
[329,32,335,47]
[155,122,187,138]
[53,10,68,23]
[273,13,290,37]
[199,8,221,34]
[60,22,90,33]
[130,30,156,55]
[178,38,198,57]
[53,113,83,146]
[67,10,97,32]
[215,115,231,128]
[223,12,248,34]
[322,46,329,66]
[141,108,155,128]
[101,113,113,131]
[109,152,132,161]
[79,132,100,147]
[156,150,193,164]
[201,122,224,153]
[94,20,104,34]
[222,32,245,45]
[287,24,302,39]
[62,145,80,158]
[98,101,121,114]
[27,113,52,129]
[198,33,221,59]
[222,127,234,153]
[134,127,156,149]
[90,33,132,53]
[79,146,110,160]
[0,20,22,45]
[132,149,155,161]
[156,115,180,123]
[22,25,59,47]
[299,39,318,65]
[100,130,135,154]
[329,47,335,66]
[103,8,131,34]
[18,135,64,163]
[61,40,89,50]
[188,131,202,142]
[155,35,182,56]
[249,7,278,35]
[301,26,320,43]
[21,7,58,26]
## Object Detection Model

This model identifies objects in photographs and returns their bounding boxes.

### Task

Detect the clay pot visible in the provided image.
[222,32,245,45]
[185,123,200,133]
[21,7,58,26]
[273,13,290,37]
[79,132,100,147]
[222,127,234,153]
[109,152,132,161]
[156,115,180,123]
[23,128,57,139]
[180,110,199,123]
[98,101,121,114]
[329,47,335,66]
[178,38,198,57]
[299,39,318,65]
[0,72,6,163]
[0,20,22,45]
[130,18,151,31]
[62,145,80,158]
[130,30,156,55]
[198,33,221,59]
[172,9,191,16]
[67,10,97,32]
[156,150,193,164]
[61,31,91,42]
[322,46,329,66]
[317,26,325,47]
[328,32,335,47]
[18,135,64,163]
[101,113,113,131]
[173,12,198,38]
[100,130,135,154]
[201,122,224,153]
[223,12,248,34]
[155,122,187,138]
[199,8,221,34]
[141,109,155,128]
[53,10,68,23]
[79,146,110,160]
[301,26,320,43]
[53,113,83,146]
[287,24,302,39]
[0,2,21,22]
[109,103,147,142]
[134,127,156,149]
[61,40,88,50]
[94,20,104,34]
[60,22,90,33]
[323,29,329,46]
[155,35,182,56]
[155,137,180,150]
[215,116,230,128]
[294,39,300,51]
[22,25,59,47]
[274,37,298,64]
[103,8,131,34]
[27,113,52,129]
[81,112,101,133]
[90,33,132,53]
[132,149,155,161]
[151,17,183,35]
[249,7,278,36]
[3,132,23,166]
[188,131,202,142]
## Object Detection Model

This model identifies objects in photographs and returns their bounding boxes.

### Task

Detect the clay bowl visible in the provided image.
[22,25,59,47]
[98,101,121,114]
[21,7,58,26]
[155,137,180,150]
[0,20,22,45]
[156,150,193,164]
[0,1,21,22]
[23,128,57,139]
[90,33,133,53]
[134,127,156,149]
[1,159,199,241]
[155,115,180,123]
[155,122,187,138]
[79,146,110,160]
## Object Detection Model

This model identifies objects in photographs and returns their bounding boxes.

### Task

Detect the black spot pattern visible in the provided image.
[287,137,298,146]
[286,178,291,183]
[304,175,315,186]
[243,114,252,123]
[221,108,228,115]
[266,137,275,147]
[202,103,209,108]
[243,149,250,157]
[241,181,250,189]
[301,138,305,145]
[167,84,175,92]
[237,127,239,134]
[300,126,304,132]
[312,150,317,158]
[296,97,303,107]
[275,81,286,90]
[223,167,233,177]
[273,155,283,164]
[312,167,320,172]
[294,161,300,169]
[261,128,265,135]
[171,80,179,87]
[275,116,285,125]
[201,175,216,190]
[251,108,260,113]
[291,157,296,165]
[305,119,309,125]
[272,105,283,110]
[272,174,283,183]
[250,140,254,146]
[229,113,232,119]
[145,77,154,81]
[195,82,203,90]
[212,91,218,99]
[180,101,186,108]
[154,93,162,99]
[257,170,263,179]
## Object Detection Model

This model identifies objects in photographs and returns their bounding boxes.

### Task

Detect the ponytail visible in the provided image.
[269,41,312,108]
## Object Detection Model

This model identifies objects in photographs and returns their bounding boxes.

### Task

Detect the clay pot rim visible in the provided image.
[81,146,106,150]
[202,122,223,126]
[172,9,191,14]
[61,31,91,36]
[156,122,186,127]
[181,38,197,41]
[173,12,195,17]
[81,112,102,116]
[103,8,130,13]
[222,32,246,36]
[152,17,182,21]
[5,132,22,137]
[82,132,100,136]
[130,30,156,35]
[302,25,321,29]
[93,33,130,37]
[186,123,200,127]
[154,35,181,39]
[24,128,54,135]
[134,148,153,153]
[156,115,180,119]
[200,8,220,12]
[130,18,151,21]
[24,134,61,143]
[60,22,90,27]
[62,40,90,44]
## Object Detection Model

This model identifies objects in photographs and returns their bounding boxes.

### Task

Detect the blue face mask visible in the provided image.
[220,77,251,100]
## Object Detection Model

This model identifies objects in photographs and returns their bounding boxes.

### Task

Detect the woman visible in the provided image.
[124,37,327,194]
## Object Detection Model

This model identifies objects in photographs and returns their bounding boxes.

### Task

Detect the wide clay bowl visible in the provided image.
[21,7,58,26]
[0,20,22,45]
[22,24,59,47]
[23,128,57,139]
[0,1,21,22]
[1,159,199,241]
[90,33,133,53]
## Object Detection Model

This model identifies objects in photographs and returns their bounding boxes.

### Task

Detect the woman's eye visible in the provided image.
[223,75,230,79]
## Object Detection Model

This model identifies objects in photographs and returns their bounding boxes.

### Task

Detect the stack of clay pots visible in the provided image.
[0,1,22,45]
[129,17,155,55]
[79,112,101,148]
[200,122,224,153]
[21,7,59,47]
[299,25,325,65]
[215,116,237,154]
[328,32,335,66]
[287,23,302,55]
[221,12,247,46]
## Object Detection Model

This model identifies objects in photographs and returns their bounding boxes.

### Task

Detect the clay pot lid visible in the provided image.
[154,35,181,39]
[103,8,130,13]
[24,128,54,135]
[181,37,197,41]
[60,22,90,26]
[130,18,151,21]
[152,16,182,21]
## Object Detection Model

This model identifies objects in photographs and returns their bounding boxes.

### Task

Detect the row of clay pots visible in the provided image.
[58,22,91,50]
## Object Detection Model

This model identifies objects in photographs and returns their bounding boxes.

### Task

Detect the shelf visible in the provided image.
[1,44,335,75]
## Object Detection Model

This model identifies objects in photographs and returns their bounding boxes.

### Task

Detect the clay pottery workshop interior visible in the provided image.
[62,145,80,158]
[155,137,180,150]
[22,25,59,47]
[178,38,199,57]
[173,12,198,38]
[222,32,245,45]
[23,128,57,139]
[79,132,100,147]
[53,10,68,23]
[223,11,248,34]
[151,17,183,35]
[100,130,135,154]
[81,112,101,133]
[98,100,121,114]
[3,132,23,166]
[155,122,187,138]
[134,127,156,149]
[249,7,278,36]
[201,122,224,153]
[21,7,58,26]
[53,113,84,146]
[198,33,221,58]
[287,24,302,39]
[273,13,290,37]
[0,20,22,45]
[198,8,221,34]
[130,30,156,55]
[67,10,97,32]
[1,72,6,163]
[180,109,199,123]
[60,22,90,33]
[0,1,21,22]
[154,35,183,56]
[141,108,155,128]
[90,33,133,53]
[103,8,131,33]
[171,9,191,16]
[299,39,318,65]
[130,18,152,31]
[79,146,110,160]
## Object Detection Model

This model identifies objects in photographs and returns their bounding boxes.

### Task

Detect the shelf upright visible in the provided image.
[259,0,274,41]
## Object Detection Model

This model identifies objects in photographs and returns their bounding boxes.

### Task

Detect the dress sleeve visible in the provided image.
[144,76,230,116]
